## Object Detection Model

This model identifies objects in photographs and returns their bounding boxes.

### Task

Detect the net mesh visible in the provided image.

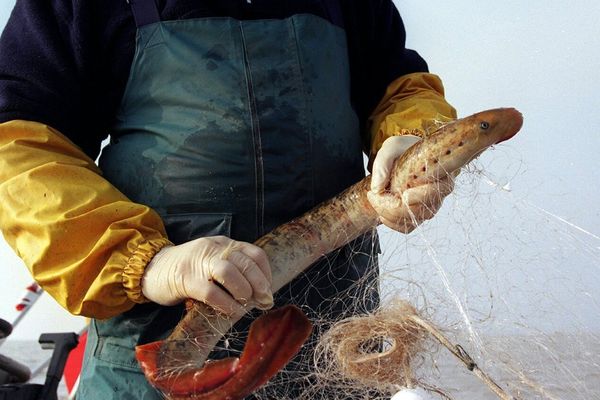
[157,145,600,399]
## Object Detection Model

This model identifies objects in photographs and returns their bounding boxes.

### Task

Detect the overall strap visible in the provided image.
[128,0,161,28]
[323,0,344,29]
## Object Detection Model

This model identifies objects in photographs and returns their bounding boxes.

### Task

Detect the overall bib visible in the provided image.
[79,1,379,398]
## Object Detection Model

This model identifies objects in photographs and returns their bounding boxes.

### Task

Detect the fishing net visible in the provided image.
[152,141,599,399]
[288,151,596,399]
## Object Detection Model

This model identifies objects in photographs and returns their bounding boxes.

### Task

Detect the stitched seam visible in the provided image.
[239,22,265,237]
[289,16,316,207]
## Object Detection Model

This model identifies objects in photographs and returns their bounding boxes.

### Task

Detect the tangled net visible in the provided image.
[312,300,433,396]
[310,299,514,400]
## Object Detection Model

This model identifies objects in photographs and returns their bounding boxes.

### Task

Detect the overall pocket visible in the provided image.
[162,212,232,244]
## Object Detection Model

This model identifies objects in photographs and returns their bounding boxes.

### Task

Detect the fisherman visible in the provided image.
[0,1,456,398]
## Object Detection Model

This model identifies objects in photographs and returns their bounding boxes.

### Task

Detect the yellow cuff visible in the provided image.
[123,237,173,304]
[367,72,457,169]
[0,120,173,319]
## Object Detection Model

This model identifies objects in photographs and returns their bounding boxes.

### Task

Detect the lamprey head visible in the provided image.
[469,107,523,144]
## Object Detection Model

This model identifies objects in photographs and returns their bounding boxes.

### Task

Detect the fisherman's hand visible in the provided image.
[367,135,455,233]
[142,236,273,315]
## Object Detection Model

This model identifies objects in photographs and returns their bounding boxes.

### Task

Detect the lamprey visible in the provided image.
[136,108,524,399]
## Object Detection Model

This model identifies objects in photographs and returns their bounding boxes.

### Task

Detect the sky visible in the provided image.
[0,1,599,341]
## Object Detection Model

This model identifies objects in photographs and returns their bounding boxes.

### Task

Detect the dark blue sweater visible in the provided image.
[0,0,428,159]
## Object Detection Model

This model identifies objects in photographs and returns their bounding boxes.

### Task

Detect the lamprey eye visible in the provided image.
[480,121,490,130]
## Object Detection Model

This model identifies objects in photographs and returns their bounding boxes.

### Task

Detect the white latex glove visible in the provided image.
[142,236,273,316]
[370,135,422,194]
[368,135,455,233]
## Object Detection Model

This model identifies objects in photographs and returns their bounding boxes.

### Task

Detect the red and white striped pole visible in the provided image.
[0,282,44,347]
[13,282,44,323]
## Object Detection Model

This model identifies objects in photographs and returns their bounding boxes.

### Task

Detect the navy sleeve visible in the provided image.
[372,0,429,81]
[0,0,129,159]
[344,0,430,126]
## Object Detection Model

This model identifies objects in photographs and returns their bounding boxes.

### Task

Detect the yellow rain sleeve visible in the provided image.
[367,72,457,169]
[0,120,172,319]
